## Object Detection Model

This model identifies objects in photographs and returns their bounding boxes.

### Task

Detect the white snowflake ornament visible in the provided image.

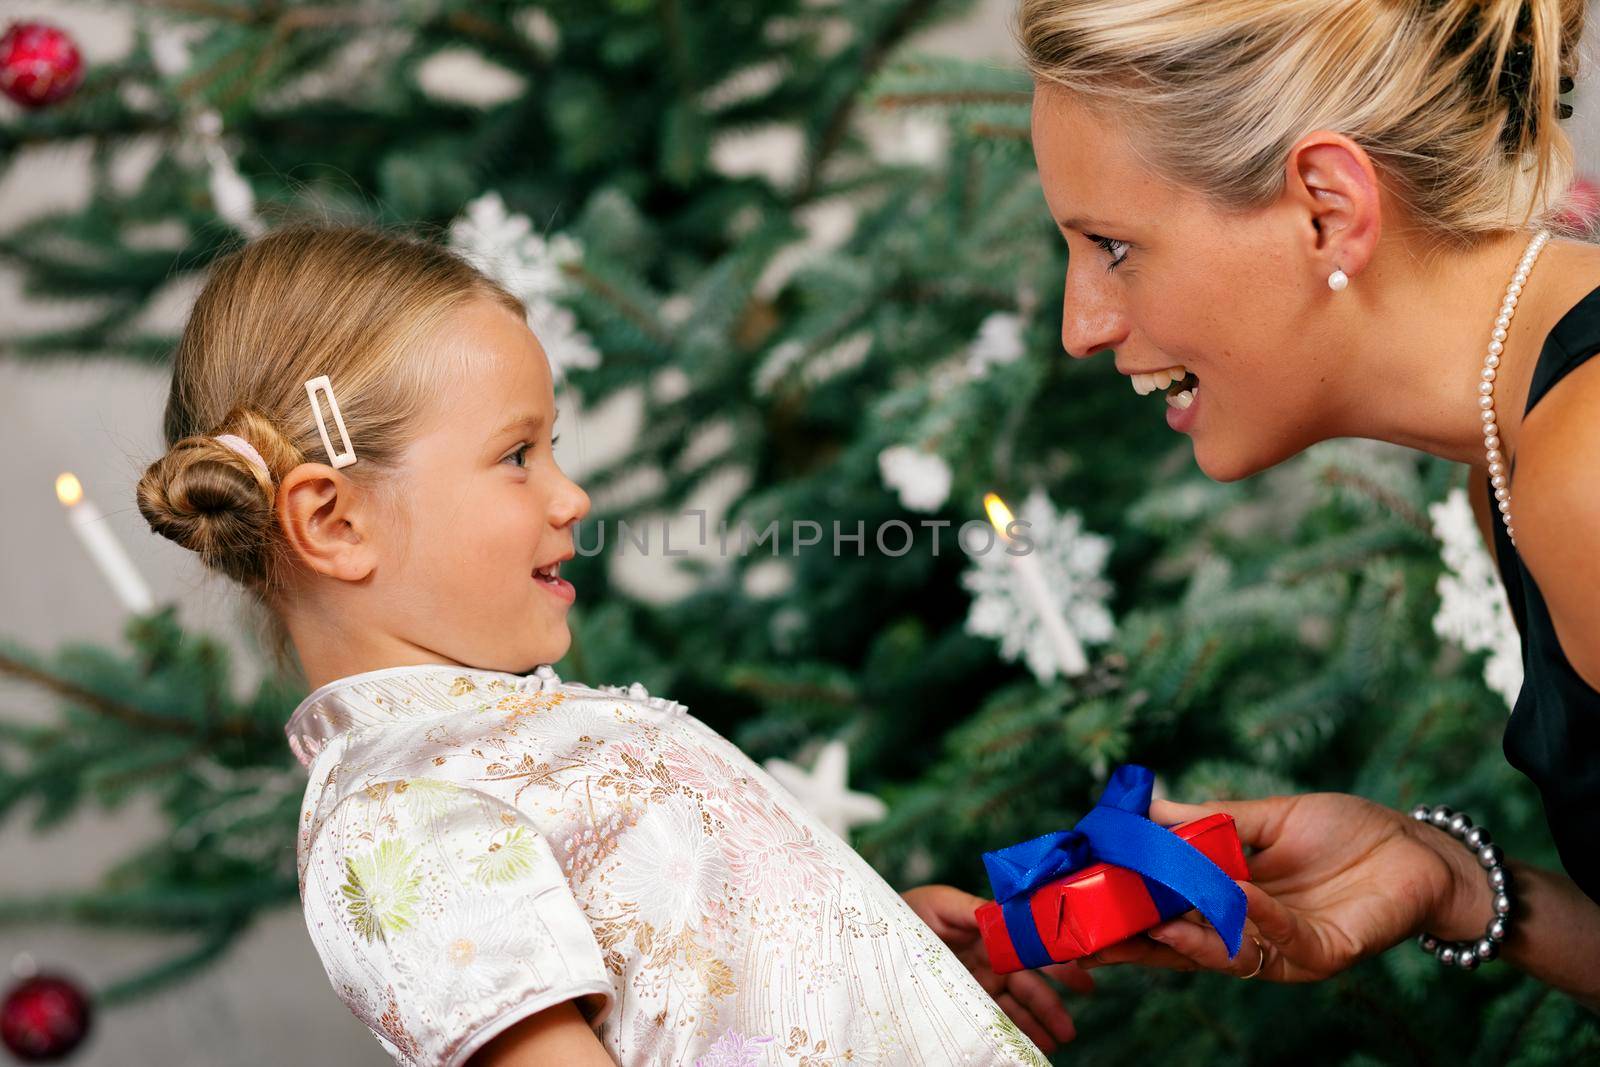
[1429,486,1523,709]
[449,191,600,380]
[763,740,887,838]
[962,487,1115,682]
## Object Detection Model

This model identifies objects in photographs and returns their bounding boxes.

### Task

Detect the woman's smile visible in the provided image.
[1117,361,1202,433]
[1164,376,1201,433]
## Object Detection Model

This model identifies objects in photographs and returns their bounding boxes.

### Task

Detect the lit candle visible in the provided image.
[984,492,1088,678]
[55,472,154,615]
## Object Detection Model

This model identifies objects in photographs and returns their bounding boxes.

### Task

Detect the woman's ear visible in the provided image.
[276,463,379,582]
[1282,131,1383,279]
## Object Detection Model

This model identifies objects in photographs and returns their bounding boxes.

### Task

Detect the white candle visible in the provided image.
[984,492,1088,678]
[56,472,154,615]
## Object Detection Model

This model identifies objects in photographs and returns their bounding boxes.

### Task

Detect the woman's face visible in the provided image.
[379,298,591,673]
[1030,83,1343,482]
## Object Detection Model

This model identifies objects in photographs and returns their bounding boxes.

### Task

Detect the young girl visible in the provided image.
[136,225,1082,1066]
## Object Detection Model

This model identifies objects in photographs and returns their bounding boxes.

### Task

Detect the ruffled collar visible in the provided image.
[284,664,692,769]
[283,662,563,769]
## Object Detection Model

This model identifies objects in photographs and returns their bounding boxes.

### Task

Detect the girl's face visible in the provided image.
[379,298,591,673]
[1030,84,1343,482]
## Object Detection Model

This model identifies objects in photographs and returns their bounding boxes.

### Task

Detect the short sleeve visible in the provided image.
[298,777,614,1067]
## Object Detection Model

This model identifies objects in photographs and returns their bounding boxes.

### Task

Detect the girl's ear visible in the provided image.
[276,463,380,582]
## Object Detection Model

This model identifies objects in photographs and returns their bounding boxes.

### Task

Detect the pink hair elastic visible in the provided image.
[214,433,270,481]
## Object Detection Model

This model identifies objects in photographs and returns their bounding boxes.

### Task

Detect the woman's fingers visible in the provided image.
[1076,935,1200,972]
[1040,960,1096,995]
[1145,915,1272,978]
[1148,796,1287,852]
[995,991,1056,1053]
[1145,797,1211,826]
[1005,972,1078,1044]
[1240,880,1297,945]
[1095,879,1299,982]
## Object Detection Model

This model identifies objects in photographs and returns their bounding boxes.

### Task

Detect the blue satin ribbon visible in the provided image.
[982,764,1247,970]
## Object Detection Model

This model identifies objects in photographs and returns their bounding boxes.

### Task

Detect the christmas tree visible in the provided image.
[3,3,1597,1063]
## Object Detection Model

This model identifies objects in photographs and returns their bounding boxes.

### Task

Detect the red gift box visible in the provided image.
[976,813,1251,974]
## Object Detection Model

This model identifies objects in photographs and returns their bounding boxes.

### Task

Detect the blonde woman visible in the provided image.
[1017,0,1600,1007]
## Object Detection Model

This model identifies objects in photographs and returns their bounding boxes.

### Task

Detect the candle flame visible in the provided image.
[983,492,1015,537]
[55,472,83,507]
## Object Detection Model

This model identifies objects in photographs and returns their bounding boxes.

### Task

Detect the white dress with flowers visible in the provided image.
[287,664,1046,1067]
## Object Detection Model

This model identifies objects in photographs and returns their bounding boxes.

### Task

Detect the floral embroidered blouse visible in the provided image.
[287,664,1046,1067]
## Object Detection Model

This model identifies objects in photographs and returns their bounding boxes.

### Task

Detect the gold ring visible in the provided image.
[1239,934,1266,980]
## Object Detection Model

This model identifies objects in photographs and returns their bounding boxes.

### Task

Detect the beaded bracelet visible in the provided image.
[1409,804,1513,970]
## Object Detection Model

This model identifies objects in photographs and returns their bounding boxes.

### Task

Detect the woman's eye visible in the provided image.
[1088,234,1131,272]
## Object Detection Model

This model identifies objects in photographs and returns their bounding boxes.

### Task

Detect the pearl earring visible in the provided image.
[1328,268,1349,292]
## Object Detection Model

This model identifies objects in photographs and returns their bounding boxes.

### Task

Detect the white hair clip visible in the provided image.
[304,375,357,469]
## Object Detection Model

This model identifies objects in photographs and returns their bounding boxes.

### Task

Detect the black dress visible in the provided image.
[1489,280,1600,905]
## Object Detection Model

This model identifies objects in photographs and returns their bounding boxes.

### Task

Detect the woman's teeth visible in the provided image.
[1132,364,1186,395]
[1131,367,1200,409]
[534,562,561,581]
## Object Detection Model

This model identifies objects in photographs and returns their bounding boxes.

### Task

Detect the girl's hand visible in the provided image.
[901,883,1093,1053]
[1077,792,1483,982]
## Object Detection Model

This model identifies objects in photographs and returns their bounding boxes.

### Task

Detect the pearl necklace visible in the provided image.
[1482,228,1551,549]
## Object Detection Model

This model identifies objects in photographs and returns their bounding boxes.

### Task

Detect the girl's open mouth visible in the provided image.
[533,560,575,604]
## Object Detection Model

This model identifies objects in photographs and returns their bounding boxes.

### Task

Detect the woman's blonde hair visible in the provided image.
[136,224,525,670]
[1017,0,1586,242]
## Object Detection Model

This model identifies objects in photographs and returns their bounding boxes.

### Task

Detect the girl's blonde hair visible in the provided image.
[1017,0,1586,242]
[136,224,525,669]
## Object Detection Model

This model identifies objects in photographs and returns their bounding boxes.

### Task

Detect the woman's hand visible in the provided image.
[1077,792,1485,982]
[901,884,1093,1053]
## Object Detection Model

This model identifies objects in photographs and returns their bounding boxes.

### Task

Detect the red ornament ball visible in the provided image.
[0,974,93,1062]
[0,22,85,109]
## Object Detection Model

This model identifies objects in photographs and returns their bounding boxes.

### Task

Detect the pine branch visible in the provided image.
[566,263,672,348]
[726,666,859,708]
[98,920,246,1007]
[0,649,202,737]
[162,1,389,111]
[1319,465,1432,534]
[0,878,297,928]
[139,0,258,23]
[659,0,691,92]
[794,0,944,202]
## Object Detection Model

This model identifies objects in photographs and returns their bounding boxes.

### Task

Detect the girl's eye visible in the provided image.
[503,434,559,469]
[1088,234,1131,272]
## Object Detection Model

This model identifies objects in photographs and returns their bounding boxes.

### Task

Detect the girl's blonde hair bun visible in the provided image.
[136,407,292,588]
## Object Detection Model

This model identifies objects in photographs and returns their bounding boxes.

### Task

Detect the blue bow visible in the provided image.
[982,764,1247,970]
